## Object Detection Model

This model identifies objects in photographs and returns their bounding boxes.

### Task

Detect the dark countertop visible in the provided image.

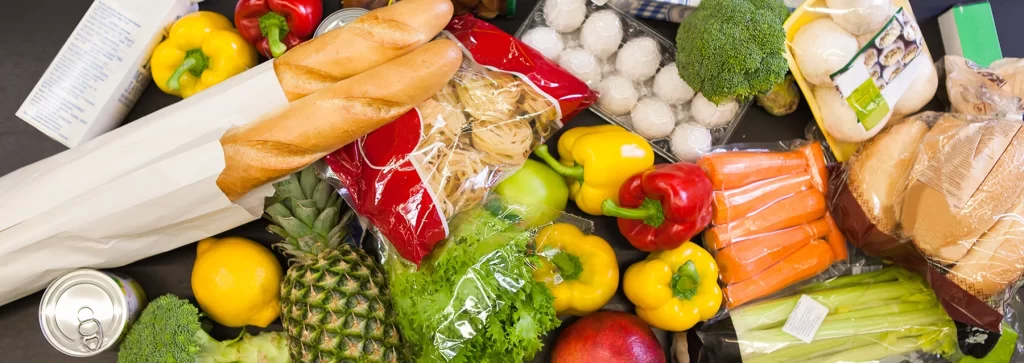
[1,0,1021,362]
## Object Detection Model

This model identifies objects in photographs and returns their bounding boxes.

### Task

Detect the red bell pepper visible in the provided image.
[235,0,322,58]
[601,162,714,252]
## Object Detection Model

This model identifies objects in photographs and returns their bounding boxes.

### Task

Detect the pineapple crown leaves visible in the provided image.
[264,166,353,260]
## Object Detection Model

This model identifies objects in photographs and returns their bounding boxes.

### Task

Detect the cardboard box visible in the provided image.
[939,1,1003,67]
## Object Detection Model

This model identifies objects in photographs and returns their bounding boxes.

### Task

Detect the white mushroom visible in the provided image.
[814,85,890,142]
[615,37,661,82]
[596,75,639,116]
[792,18,859,86]
[691,93,738,128]
[544,0,587,33]
[558,48,603,86]
[631,97,676,139]
[521,27,565,61]
[580,10,623,59]
[653,65,695,105]
[826,0,893,36]
[670,123,712,162]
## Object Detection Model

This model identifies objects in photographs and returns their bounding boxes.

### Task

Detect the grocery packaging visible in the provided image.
[515,1,749,162]
[534,223,619,316]
[40,269,147,357]
[152,12,259,99]
[534,125,655,216]
[607,0,695,23]
[623,241,722,332]
[698,141,848,309]
[552,310,666,363]
[938,1,1002,68]
[830,111,1024,331]
[602,162,713,252]
[785,0,938,161]
[382,197,590,362]
[235,0,323,58]
[0,0,457,306]
[941,55,1023,119]
[698,268,963,363]
[267,167,404,362]
[324,15,596,265]
[118,295,290,363]
[14,0,198,147]
[344,0,513,18]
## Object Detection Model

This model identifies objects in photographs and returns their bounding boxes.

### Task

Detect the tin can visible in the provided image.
[39,269,148,357]
[315,8,370,36]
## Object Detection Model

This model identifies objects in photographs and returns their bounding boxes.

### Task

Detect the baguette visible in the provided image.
[217,40,463,200]
[950,196,1024,299]
[272,0,454,101]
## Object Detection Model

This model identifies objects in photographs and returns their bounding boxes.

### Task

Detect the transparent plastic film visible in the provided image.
[698,268,963,363]
[515,0,749,163]
[784,0,938,161]
[382,196,592,362]
[324,17,595,265]
[829,111,1024,331]
[941,55,1024,119]
[698,140,849,310]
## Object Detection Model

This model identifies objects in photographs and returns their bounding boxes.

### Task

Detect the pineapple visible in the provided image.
[264,166,403,363]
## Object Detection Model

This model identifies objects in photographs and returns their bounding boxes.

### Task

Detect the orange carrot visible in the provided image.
[716,218,831,284]
[801,142,829,194]
[723,240,835,309]
[706,189,827,249]
[712,173,813,224]
[824,212,848,261]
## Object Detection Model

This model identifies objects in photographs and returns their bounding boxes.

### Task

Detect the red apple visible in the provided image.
[552,310,666,363]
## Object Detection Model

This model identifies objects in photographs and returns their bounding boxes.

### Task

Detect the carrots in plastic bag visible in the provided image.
[716,218,832,284]
[705,189,826,249]
[723,240,835,309]
[699,143,828,192]
[712,173,813,224]
[824,212,848,260]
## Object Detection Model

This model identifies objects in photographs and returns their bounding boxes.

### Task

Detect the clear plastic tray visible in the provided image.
[515,0,751,162]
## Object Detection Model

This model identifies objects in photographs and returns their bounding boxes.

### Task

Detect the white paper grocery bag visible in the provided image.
[0,61,287,306]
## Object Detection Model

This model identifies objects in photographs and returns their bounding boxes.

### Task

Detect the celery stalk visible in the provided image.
[743,332,890,363]
[738,308,950,351]
[799,268,903,293]
[814,337,922,363]
[823,302,938,323]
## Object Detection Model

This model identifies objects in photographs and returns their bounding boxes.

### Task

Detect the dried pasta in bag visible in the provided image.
[324,15,596,264]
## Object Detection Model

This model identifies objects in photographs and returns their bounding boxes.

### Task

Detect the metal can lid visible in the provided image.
[315,8,371,37]
[39,269,129,357]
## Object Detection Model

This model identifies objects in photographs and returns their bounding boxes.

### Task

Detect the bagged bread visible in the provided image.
[991,58,1024,101]
[323,15,596,264]
[943,55,1024,119]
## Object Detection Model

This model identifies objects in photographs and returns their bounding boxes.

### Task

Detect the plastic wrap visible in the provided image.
[940,55,1024,119]
[515,1,749,162]
[784,0,938,161]
[698,268,963,363]
[323,16,596,265]
[344,0,514,18]
[697,141,849,309]
[830,111,1024,331]
[381,196,592,362]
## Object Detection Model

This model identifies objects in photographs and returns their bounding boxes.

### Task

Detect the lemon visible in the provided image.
[191,237,283,328]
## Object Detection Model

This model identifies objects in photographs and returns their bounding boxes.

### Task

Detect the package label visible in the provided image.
[782,295,829,343]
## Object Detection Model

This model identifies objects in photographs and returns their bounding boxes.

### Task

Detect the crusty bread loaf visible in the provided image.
[273,0,454,101]
[950,195,1024,299]
[901,115,1024,263]
[217,40,463,200]
[846,117,929,236]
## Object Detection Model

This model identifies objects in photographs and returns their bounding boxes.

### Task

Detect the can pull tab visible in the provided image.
[77,307,103,351]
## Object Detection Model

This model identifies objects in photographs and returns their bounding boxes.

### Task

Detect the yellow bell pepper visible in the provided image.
[151,11,257,99]
[623,241,722,332]
[533,125,655,216]
[533,223,618,316]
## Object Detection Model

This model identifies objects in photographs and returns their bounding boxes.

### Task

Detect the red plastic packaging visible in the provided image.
[324,15,596,264]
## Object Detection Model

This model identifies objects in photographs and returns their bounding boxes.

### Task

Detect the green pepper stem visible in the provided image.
[551,251,583,281]
[259,12,290,58]
[166,49,209,91]
[533,145,584,180]
[601,198,665,227]
[670,261,700,300]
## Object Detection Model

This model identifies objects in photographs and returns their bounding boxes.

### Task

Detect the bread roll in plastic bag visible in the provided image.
[697,140,851,310]
[830,111,1024,331]
[323,16,596,264]
[941,55,1024,119]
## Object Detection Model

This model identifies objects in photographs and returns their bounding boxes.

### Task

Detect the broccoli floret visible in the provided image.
[675,0,791,104]
[117,294,289,363]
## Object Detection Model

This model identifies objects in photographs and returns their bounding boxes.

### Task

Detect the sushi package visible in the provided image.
[697,140,851,310]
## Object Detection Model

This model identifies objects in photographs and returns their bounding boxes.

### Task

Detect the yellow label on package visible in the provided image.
[830,8,925,131]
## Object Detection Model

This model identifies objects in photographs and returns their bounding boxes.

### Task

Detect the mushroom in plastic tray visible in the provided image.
[515,0,750,162]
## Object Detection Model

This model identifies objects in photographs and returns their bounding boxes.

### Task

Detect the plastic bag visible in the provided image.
[697,140,849,309]
[830,111,1024,331]
[991,58,1024,101]
[381,196,592,362]
[785,0,938,161]
[323,15,596,264]
[698,267,962,363]
[940,55,1024,119]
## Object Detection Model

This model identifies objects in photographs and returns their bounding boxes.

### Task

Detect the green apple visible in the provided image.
[494,159,570,227]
